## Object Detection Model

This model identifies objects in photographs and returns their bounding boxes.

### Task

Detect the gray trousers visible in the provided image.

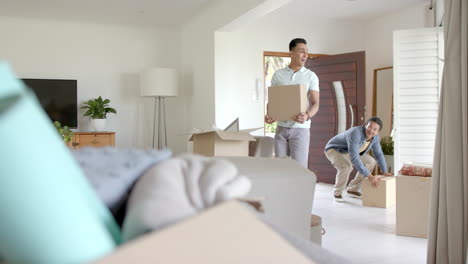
[275,126,310,168]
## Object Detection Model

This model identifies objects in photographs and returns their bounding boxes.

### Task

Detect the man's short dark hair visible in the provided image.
[365,117,383,131]
[289,38,307,51]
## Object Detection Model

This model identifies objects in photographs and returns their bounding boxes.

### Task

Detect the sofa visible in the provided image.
[225,156,316,240]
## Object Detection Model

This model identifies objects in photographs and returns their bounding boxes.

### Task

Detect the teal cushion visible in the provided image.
[0,62,120,264]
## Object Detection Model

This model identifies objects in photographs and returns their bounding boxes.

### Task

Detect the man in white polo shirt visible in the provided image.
[265,38,320,168]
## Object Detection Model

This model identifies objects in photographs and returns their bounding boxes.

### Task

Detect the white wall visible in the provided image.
[180,23,216,134]
[181,0,275,136]
[215,13,366,131]
[0,16,186,153]
[434,0,445,26]
[214,31,265,131]
[364,3,431,118]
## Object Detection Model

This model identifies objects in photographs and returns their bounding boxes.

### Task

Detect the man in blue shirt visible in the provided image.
[265,38,320,168]
[324,117,393,201]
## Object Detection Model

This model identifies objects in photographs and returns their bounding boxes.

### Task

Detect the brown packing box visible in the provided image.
[396,175,432,238]
[189,130,255,156]
[362,176,396,208]
[94,201,314,264]
[268,84,308,121]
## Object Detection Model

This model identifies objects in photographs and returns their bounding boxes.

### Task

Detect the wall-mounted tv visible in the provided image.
[22,78,78,128]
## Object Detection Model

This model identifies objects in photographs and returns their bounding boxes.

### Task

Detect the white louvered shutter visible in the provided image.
[393,27,444,172]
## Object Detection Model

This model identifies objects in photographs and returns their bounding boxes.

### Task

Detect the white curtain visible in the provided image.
[427,0,468,263]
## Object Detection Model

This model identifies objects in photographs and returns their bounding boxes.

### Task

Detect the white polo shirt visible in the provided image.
[271,66,319,128]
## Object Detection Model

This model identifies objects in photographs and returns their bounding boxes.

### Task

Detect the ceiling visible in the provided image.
[0,0,429,28]
[0,0,213,28]
[286,0,429,22]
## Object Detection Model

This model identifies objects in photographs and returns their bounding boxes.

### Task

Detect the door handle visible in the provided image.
[364,105,367,121]
[349,104,354,128]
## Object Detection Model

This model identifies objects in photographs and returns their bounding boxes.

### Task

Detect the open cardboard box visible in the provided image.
[94,201,313,264]
[189,119,260,156]
[267,84,308,121]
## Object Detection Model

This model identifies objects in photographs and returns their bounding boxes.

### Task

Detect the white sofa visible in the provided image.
[223,157,317,240]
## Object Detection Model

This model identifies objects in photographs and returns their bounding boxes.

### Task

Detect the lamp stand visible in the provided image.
[152,96,167,149]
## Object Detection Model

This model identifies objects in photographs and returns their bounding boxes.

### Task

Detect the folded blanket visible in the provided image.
[72,147,172,213]
[122,154,252,241]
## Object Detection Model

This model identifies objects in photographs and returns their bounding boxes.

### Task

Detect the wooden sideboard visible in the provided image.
[68,132,115,149]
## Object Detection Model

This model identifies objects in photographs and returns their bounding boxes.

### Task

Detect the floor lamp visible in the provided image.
[140,68,178,149]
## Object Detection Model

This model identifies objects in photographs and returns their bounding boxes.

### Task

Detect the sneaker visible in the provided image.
[347,190,362,197]
[334,194,345,202]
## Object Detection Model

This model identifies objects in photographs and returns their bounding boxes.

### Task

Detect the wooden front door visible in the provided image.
[305,51,366,184]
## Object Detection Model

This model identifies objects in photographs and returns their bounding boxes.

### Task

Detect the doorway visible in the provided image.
[305,51,366,184]
[263,52,291,137]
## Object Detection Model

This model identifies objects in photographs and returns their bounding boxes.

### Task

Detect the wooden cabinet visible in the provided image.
[68,132,115,149]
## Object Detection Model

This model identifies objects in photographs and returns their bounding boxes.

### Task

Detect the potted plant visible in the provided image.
[81,96,117,131]
[380,136,394,173]
[54,121,74,143]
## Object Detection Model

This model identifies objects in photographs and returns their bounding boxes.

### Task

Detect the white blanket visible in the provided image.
[122,154,251,241]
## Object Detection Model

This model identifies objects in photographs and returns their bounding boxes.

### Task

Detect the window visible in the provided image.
[264,53,290,135]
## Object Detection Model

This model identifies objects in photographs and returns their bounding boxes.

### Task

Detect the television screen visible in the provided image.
[22,78,78,128]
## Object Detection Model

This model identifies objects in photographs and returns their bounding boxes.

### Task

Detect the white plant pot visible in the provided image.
[384,155,394,174]
[91,118,107,132]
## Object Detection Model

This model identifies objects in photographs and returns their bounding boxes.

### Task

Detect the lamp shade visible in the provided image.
[140,68,178,97]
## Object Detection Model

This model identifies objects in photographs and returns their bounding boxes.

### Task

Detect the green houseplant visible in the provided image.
[81,96,117,131]
[81,96,117,119]
[380,136,394,155]
[54,121,74,143]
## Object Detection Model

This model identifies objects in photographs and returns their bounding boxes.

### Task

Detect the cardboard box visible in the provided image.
[189,119,258,157]
[189,130,255,156]
[94,201,313,264]
[362,176,396,208]
[396,175,432,238]
[268,84,308,121]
